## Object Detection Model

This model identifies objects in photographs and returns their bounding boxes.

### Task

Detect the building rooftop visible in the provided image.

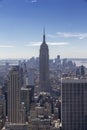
[62,77,87,83]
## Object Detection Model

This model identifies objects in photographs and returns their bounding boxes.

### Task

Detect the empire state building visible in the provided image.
[39,30,50,92]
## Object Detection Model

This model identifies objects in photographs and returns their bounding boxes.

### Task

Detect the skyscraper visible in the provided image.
[7,66,22,123]
[61,78,87,130]
[39,29,50,92]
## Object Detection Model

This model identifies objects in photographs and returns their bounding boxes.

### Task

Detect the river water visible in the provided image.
[72,59,87,67]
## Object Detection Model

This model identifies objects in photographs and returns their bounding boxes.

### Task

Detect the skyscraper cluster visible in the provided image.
[1,31,87,130]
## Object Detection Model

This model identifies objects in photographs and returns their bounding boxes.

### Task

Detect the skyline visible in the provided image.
[0,0,87,58]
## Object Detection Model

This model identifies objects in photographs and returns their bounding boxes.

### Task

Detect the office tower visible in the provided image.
[5,62,9,74]
[28,68,34,86]
[80,65,85,76]
[21,87,30,120]
[7,66,22,123]
[30,118,51,130]
[39,30,50,92]
[61,78,87,130]
[55,55,61,66]
[5,124,29,130]
[0,87,6,129]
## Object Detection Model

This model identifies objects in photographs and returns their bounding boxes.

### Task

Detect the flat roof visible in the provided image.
[62,78,87,83]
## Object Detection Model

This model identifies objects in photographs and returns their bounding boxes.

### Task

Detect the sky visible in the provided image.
[0,0,87,59]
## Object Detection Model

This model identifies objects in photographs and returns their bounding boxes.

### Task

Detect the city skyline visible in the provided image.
[0,0,87,58]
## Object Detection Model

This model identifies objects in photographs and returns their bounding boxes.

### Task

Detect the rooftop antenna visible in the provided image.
[43,27,46,43]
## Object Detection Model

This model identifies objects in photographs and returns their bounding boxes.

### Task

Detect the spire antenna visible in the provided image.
[43,27,46,43]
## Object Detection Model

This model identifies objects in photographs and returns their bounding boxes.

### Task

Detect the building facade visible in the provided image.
[7,66,22,123]
[39,30,50,92]
[61,78,87,130]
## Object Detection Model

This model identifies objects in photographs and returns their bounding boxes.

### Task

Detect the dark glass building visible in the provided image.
[61,78,87,130]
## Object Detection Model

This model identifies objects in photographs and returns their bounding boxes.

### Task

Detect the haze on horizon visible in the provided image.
[0,0,87,59]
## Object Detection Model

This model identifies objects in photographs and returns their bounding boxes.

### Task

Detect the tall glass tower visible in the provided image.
[61,78,87,130]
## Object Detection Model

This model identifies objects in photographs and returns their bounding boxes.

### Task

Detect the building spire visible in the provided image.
[43,27,46,43]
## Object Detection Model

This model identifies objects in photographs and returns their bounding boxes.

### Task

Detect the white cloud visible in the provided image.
[48,32,87,39]
[25,42,41,46]
[26,0,37,3]
[31,0,37,3]
[0,45,15,48]
[48,42,69,46]
[25,41,69,47]
[47,34,58,38]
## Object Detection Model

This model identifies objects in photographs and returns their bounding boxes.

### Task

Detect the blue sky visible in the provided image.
[0,0,87,59]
